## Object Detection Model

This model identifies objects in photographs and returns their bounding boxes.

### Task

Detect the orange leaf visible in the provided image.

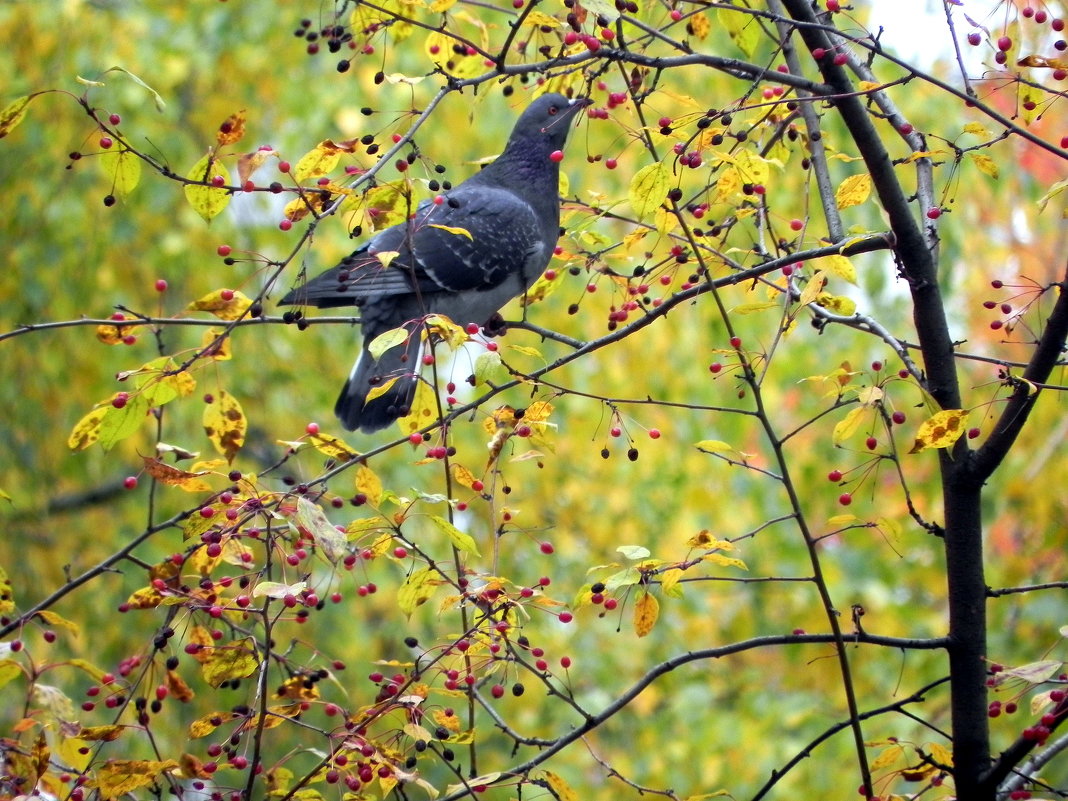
[216,110,246,147]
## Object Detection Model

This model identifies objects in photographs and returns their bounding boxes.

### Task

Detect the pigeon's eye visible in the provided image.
[548,106,559,115]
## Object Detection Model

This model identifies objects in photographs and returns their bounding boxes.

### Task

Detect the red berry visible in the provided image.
[926,207,942,220]
[211,175,225,187]
[279,219,293,231]
[217,244,232,257]
[549,150,564,163]
[305,422,319,435]
[812,47,826,59]
[789,219,803,231]
[491,684,505,698]
[108,113,121,125]
[833,53,848,65]
[997,36,1012,51]
[393,547,408,558]
[99,136,113,149]
[967,427,981,439]
[826,0,840,11]
[891,411,906,425]
[220,289,235,301]
[123,476,138,490]
[1054,18,1065,31]
[839,493,852,506]
[828,469,843,482]
[155,278,168,292]
[670,9,682,21]
[648,428,661,439]
[540,542,554,554]
[729,336,742,348]
[560,655,572,667]
[605,158,617,170]
[278,160,291,173]
[967,32,982,46]
[865,436,878,450]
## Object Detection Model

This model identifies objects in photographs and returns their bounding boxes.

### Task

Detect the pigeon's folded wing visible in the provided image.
[279,185,545,309]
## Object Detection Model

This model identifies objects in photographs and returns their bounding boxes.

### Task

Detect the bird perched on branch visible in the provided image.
[279,93,587,433]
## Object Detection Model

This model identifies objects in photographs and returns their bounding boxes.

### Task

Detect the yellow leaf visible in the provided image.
[1020,83,1042,126]
[68,406,108,451]
[77,726,124,742]
[962,122,989,137]
[660,568,684,598]
[712,165,741,203]
[308,432,359,463]
[734,150,771,187]
[36,610,80,635]
[355,465,383,506]
[90,759,179,801]
[832,406,868,446]
[293,141,342,182]
[183,152,231,222]
[521,10,560,27]
[429,223,473,240]
[430,515,481,557]
[629,162,670,220]
[797,270,828,308]
[816,293,857,315]
[835,173,872,209]
[969,152,1000,179]
[201,638,257,688]
[203,390,246,462]
[199,327,231,360]
[186,289,253,321]
[366,375,399,404]
[397,567,438,617]
[215,109,246,147]
[813,254,857,284]
[733,301,779,314]
[474,350,507,385]
[909,409,970,453]
[449,463,481,491]
[687,12,712,40]
[396,381,437,434]
[633,590,659,637]
[368,326,410,359]
[1038,177,1068,212]
[543,771,579,801]
[100,148,142,200]
[0,95,32,139]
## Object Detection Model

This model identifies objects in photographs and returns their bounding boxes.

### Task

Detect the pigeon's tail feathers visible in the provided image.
[335,330,424,433]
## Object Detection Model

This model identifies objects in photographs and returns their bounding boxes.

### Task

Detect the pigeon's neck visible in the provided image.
[477,150,560,196]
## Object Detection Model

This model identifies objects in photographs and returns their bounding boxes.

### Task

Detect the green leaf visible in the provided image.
[430,515,481,557]
[100,148,142,199]
[103,66,167,112]
[0,95,32,140]
[397,567,437,617]
[628,162,670,220]
[718,8,759,58]
[183,152,231,222]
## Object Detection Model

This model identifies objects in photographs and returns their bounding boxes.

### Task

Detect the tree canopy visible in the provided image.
[3,2,1068,800]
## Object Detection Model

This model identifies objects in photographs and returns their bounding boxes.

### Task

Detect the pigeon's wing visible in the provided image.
[278,185,546,309]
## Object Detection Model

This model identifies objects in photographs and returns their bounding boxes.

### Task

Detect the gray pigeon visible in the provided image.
[279,93,587,433]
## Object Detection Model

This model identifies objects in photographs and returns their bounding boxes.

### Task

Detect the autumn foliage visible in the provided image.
[3,2,1068,801]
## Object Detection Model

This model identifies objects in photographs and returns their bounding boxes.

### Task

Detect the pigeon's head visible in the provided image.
[508,92,590,153]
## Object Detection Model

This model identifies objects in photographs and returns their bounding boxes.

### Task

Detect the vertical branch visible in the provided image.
[776,2,991,796]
